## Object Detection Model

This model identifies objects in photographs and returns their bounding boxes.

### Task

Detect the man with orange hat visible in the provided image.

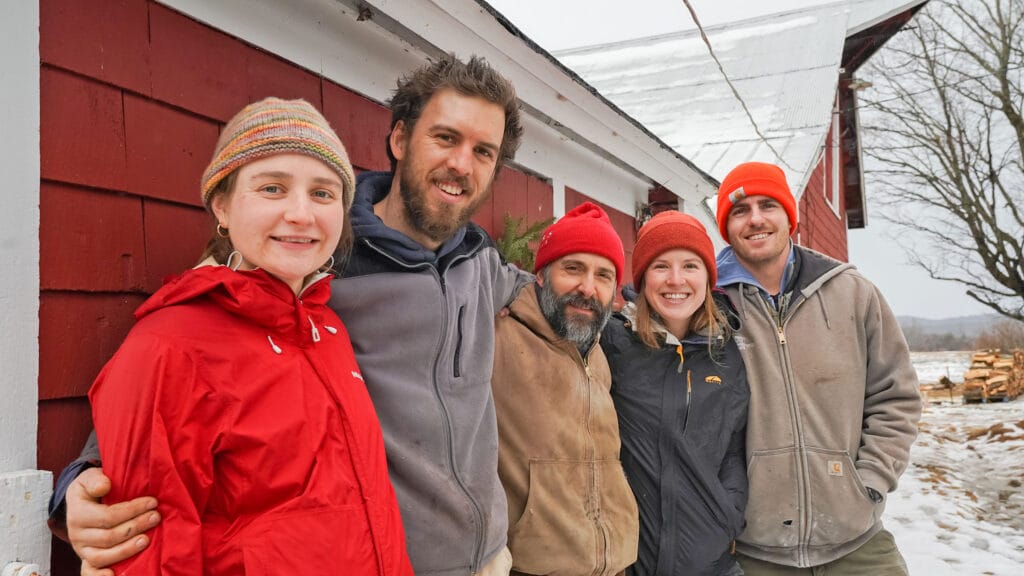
[491,202,638,576]
[714,161,921,575]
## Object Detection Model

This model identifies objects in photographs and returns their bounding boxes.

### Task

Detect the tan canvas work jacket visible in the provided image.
[492,284,639,576]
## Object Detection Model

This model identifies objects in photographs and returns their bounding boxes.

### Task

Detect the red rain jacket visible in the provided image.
[90,265,412,575]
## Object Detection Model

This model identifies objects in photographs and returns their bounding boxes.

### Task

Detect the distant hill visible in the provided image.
[897,313,999,350]
[898,314,1001,340]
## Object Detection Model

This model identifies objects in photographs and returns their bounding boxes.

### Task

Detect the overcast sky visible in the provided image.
[487,0,993,320]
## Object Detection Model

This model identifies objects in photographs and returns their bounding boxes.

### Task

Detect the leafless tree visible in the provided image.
[861,0,1024,321]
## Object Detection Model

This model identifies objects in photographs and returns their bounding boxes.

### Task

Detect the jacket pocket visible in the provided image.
[804,448,878,547]
[240,504,376,575]
[741,448,801,548]
[508,459,594,575]
[453,305,465,378]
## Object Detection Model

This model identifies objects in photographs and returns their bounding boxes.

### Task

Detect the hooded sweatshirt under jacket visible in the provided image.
[330,172,531,575]
[601,294,749,576]
[90,265,412,575]
[716,244,921,568]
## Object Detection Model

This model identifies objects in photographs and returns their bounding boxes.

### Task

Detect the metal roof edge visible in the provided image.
[471,0,720,190]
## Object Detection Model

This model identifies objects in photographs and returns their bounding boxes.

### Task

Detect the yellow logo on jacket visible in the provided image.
[705,375,722,385]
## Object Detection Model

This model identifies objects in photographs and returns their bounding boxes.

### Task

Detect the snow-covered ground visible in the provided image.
[887,352,1024,575]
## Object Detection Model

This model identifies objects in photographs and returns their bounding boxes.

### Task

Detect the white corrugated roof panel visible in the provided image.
[557,1,917,197]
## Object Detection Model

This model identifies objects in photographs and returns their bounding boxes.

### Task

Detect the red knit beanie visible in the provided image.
[632,211,717,289]
[715,162,798,242]
[535,202,625,285]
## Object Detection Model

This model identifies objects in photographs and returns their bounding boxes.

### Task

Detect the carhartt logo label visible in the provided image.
[828,461,843,476]
[729,186,747,203]
[705,375,722,385]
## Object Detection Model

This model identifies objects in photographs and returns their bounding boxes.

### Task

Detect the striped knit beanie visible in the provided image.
[200,97,356,208]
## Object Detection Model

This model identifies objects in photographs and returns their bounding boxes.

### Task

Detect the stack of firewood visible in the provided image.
[962,349,1024,403]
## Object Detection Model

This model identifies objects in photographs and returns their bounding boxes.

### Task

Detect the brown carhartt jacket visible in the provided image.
[492,284,638,576]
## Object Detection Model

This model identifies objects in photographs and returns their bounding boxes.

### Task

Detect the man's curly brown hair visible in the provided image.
[386,54,523,175]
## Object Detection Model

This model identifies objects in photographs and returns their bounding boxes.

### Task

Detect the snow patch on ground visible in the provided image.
[888,398,1024,575]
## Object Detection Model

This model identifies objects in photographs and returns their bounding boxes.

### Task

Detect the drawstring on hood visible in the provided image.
[267,336,283,354]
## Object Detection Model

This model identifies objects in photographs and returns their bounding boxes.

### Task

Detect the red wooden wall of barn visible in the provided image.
[798,119,849,262]
[37,2,631,572]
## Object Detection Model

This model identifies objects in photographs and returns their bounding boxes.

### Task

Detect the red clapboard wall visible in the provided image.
[37,1,553,572]
[798,119,849,262]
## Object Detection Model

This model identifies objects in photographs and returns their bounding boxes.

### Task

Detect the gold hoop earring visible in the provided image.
[216,224,229,238]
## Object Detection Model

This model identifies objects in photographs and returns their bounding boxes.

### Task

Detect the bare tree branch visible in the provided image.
[862,0,1024,321]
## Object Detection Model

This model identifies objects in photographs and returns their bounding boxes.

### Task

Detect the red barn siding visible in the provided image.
[39,69,128,191]
[38,4,548,572]
[148,5,252,122]
[474,168,554,242]
[38,293,146,401]
[124,96,220,207]
[323,83,393,172]
[798,126,849,262]
[39,0,152,95]
[40,184,147,292]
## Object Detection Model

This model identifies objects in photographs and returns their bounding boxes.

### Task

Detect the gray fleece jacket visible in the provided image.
[332,172,531,575]
[717,244,921,568]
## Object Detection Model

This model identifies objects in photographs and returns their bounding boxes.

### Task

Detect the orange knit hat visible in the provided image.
[715,162,798,242]
[632,211,716,289]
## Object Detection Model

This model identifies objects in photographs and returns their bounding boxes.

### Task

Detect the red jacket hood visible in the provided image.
[136,265,333,344]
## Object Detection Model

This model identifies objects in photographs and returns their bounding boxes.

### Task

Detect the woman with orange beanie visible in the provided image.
[601,210,750,575]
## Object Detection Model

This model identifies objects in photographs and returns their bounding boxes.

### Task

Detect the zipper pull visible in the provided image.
[776,325,786,345]
[676,345,685,373]
[309,316,321,342]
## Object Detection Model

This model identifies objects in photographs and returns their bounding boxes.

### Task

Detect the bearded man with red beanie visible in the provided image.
[492,202,639,576]
[715,162,921,576]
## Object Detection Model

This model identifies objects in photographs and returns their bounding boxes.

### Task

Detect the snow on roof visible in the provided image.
[556,0,925,198]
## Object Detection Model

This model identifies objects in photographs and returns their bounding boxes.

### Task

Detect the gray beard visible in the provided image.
[537,280,613,351]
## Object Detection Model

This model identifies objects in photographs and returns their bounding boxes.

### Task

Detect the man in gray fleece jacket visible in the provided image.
[54,54,530,576]
[714,162,921,576]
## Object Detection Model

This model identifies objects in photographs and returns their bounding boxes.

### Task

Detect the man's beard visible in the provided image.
[398,164,489,245]
[538,279,614,350]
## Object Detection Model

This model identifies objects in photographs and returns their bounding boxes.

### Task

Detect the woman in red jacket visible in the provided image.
[89,98,412,575]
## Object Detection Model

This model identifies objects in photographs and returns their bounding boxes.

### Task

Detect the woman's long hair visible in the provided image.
[634,276,728,350]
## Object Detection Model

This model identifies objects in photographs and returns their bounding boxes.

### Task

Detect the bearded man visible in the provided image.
[491,202,639,576]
